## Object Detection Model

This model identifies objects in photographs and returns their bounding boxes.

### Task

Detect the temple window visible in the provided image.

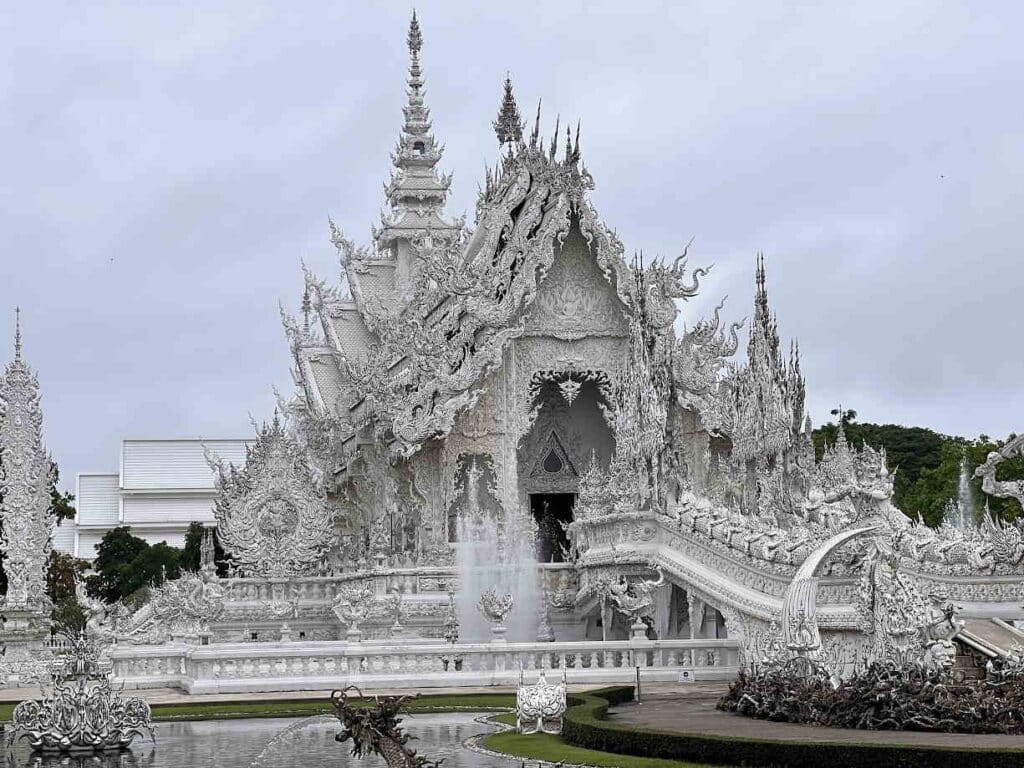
[543,449,564,473]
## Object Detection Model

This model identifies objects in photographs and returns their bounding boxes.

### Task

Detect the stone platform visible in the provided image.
[609,684,1024,750]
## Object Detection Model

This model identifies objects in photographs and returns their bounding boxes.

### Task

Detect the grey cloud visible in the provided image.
[1,0,1021,487]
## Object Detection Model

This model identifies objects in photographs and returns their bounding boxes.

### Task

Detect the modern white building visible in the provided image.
[58,438,251,561]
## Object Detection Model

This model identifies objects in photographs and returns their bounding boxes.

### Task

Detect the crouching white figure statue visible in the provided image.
[516,667,567,734]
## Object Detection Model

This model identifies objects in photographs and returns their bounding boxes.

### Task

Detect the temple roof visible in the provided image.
[283,22,718,478]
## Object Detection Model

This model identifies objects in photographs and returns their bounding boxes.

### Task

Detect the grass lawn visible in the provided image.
[482,713,715,768]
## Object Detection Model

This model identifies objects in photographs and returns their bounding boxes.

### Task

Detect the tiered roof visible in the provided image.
[373,11,460,251]
[282,20,638,475]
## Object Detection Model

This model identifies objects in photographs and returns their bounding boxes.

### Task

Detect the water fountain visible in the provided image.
[453,459,539,642]
[944,451,977,529]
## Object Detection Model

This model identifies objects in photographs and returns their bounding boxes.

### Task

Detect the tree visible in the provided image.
[813,420,947,511]
[49,462,76,522]
[85,526,181,603]
[829,407,858,426]
[46,550,89,631]
[180,521,230,576]
[899,440,965,527]
[813,416,1024,526]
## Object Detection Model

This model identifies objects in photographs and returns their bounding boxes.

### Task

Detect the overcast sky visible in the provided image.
[1,2,1021,490]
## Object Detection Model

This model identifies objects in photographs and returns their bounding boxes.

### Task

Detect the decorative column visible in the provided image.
[0,311,56,683]
[687,594,706,640]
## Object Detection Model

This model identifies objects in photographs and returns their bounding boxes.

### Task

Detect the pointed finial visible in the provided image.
[301,284,312,333]
[549,114,560,161]
[564,123,572,162]
[13,306,22,361]
[530,100,542,148]
[572,120,581,162]
[493,73,524,146]
[407,10,422,58]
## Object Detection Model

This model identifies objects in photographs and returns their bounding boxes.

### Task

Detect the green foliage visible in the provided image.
[967,434,1024,522]
[85,526,181,603]
[485,725,709,768]
[180,521,230,576]
[48,462,76,522]
[46,550,89,632]
[51,595,86,633]
[180,521,205,572]
[812,419,1024,526]
[813,421,947,510]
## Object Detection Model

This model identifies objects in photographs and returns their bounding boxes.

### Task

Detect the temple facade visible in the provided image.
[197,14,1024,657]
[9,14,1023,692]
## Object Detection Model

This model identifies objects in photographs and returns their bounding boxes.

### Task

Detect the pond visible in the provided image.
[6,712,513,768]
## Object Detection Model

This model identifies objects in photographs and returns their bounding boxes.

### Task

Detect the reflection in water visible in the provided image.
[5,713,506,768]
[6,751,157,768]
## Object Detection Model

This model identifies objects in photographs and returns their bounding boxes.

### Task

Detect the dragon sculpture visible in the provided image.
[331,686,440,768]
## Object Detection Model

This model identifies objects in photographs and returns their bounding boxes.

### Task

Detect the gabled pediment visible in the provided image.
[524,222,630,340]
[530,430,578,480]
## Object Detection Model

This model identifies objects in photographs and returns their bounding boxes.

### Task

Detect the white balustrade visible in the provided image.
[108,637,738,694]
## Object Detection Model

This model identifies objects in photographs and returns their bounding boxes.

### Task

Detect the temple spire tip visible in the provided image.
[13,306,21,362]
[407,10,422,58]
[493,73,524,147]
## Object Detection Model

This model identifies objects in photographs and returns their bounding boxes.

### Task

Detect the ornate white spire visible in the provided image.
[731,256,804,461]
[375,11,458,255]
[0,310,55,610]
[493,74,524,147]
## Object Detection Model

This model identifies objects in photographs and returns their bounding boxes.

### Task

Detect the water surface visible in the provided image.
[7,712,511,768]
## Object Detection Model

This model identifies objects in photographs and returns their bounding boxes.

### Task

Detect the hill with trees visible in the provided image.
[812,409,1023,527]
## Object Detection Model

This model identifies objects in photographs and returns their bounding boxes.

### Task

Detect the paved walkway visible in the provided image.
[610,684,1024,749]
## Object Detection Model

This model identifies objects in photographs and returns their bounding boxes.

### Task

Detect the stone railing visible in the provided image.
[108,637,738,694]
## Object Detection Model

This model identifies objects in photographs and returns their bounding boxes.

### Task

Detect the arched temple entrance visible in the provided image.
[519,375,614,562]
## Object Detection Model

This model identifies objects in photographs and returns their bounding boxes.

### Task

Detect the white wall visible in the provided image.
[121,439,250,490]
[76,473,120,525]
[121,494,215,524]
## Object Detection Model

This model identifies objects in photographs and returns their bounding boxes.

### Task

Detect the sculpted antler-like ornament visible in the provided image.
[477,587,514,625]
[210,413,334,577]
[976,434,1024,512]
[333,581,376,640]
[331,685,441,768]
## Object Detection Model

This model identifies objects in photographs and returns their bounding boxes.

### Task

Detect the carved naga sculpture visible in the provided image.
[608,567,665,627]
[331,686,440,768]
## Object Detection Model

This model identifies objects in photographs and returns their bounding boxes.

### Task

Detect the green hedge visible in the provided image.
[561,687,1024,768]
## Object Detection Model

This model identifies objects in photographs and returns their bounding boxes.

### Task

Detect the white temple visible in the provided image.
[4,14,1024,692]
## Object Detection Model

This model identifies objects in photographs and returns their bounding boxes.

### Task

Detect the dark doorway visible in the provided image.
[531,493,575,563]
